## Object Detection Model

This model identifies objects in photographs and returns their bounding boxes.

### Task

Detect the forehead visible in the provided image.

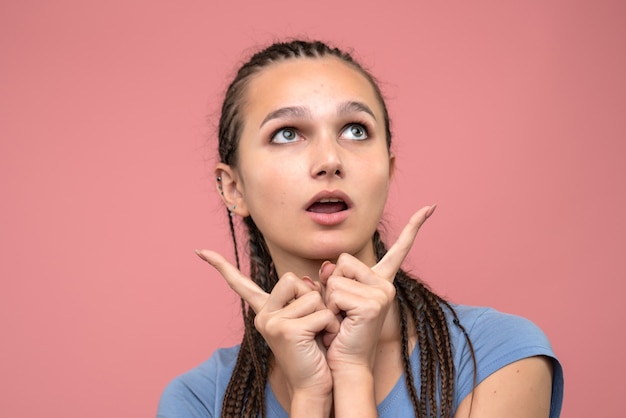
[243,56,384,117]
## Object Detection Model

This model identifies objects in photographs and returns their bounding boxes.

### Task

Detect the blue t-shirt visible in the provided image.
[157,305,564,417]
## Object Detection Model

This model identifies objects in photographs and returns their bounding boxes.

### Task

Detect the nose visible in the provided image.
[310,134,344,179]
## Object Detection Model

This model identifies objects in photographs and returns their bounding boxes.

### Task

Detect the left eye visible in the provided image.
[341,124,368,140]
[271,128,301,144]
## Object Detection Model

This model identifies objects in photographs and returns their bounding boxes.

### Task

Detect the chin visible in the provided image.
[304,236,374,262]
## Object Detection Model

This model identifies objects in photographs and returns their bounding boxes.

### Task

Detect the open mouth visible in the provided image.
[306,198,349,214]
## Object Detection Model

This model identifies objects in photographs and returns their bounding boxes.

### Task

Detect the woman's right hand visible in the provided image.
[195,250,340,414]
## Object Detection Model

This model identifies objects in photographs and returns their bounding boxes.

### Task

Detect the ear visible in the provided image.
[215,163,250,217]
[388,152,396,179]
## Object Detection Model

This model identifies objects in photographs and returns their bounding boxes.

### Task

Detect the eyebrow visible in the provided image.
[337,101,377,120]
[260,101,377,128]
[260,106,311,128]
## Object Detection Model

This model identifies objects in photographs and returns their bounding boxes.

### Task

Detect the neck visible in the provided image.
[268,241,379,282]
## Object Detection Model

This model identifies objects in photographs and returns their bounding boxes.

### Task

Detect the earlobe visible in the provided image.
[215,163,250,217]
[388,153,396,179]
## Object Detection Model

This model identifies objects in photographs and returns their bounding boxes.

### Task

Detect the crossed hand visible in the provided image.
[196,205,435,401]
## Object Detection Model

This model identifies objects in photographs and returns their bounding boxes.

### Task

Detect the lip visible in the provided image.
[305,190,352,226]
[305,190,353,211]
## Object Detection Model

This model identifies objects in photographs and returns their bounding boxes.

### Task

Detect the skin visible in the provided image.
[198,57,553,417]
[218,57,393,278]
[197,208,433,417]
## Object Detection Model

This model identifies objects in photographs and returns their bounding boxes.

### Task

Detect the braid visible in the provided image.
[221,216,277,417]
[215,39,474,416]
[218,40,392,416]
[224,208,242,270]
[222,221,475,418]
[373,230,475,417]
[395,279,423,413]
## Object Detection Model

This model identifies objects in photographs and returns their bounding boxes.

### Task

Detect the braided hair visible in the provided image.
[217,39,475,417]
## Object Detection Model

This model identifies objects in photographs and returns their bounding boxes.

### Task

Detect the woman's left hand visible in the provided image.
[319,205,436,372]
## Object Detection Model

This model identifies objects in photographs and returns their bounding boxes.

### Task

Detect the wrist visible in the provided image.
[332,367,377,418]
[290,390,333,418]
[332,364,375,388]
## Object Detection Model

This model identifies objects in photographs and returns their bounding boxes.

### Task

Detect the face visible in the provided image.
[219,57,394,273]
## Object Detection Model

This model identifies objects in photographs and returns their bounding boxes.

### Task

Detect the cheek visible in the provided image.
[364,161,393,207]
[363,156,392,186]
[241,168,297,216]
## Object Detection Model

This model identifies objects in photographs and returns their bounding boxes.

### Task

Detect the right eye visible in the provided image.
[271,128,302,144]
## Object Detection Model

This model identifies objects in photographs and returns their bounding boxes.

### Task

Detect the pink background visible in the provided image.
[1,1,624,416]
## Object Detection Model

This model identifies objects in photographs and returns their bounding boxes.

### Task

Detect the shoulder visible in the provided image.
[448,304,564,416]
[450,304,554,357]
[157,345,241,418]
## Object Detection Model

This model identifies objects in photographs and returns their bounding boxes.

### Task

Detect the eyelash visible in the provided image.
[270,127,300,144]
[342,123,369,140]
[269,122,371,144]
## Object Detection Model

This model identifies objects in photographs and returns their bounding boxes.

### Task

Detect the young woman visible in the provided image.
[158,40,563,418]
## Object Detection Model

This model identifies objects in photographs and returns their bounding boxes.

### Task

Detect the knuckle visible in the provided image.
[320,309,336,323]
[325,275,338,291]
[305,290,323,304]
[259,316,282,339]
[337,253,352,265]
[364,295,384,310]
[253,313,267,332]
[279,272,298,286]
[365,288,395,311]
[382,281,396,298]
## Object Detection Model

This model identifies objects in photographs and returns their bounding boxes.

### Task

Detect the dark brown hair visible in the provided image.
[216,39,474,418]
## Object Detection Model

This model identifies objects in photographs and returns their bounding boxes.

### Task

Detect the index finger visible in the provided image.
[372,205,436,280]
[195,249,269,313]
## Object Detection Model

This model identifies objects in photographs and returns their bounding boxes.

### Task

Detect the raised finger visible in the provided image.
[372,205,436,280]
[195,249,268,313]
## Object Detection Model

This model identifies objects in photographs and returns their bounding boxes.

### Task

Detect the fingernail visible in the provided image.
[319,260,331,278]
[195,249,207,261]
[302,276,316,290]
[426,204,437,219]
